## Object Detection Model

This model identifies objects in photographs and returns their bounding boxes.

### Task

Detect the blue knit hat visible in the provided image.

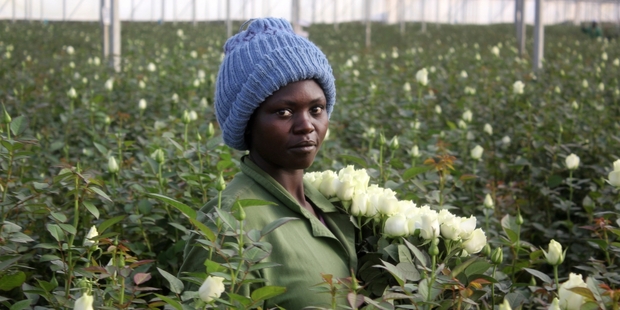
[214,18,336,151]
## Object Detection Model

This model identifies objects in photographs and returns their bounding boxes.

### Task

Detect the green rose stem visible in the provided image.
[439,169,446,207]
[553,264,560,294]
[510,209,523,289]
[567,169,573,224]
[116,133,123,172]
[65,165,82,297]
[378,134,386,182]
[427,238,439,304]
[196,134,207,203]
[490,247,503,307]
[183,122,189,150]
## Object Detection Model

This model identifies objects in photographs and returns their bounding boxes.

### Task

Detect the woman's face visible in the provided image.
[247,80,329,173]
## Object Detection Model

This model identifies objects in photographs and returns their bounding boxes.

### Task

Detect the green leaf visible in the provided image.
[49,212,67,223]
[0,271,26,291]
[248,262,282,272]
[403,239,428,267]
[373,260,405,286]
[0,256,21,272]
[148,193,196,219]
[250,286,287,302]
[243,247,270,263]
[93,142,108,155]
[464,260,492,277]
[260,217,298,237]
[235,199,277,207]
[98,215,126,234]
[451,256,478,277]
[339,154,368,168]
[133,273,152,285]
[9,299,30,310]
[157,268,184,294]
[58,223,76,235]
[403,165,433,180]
[88,186,112,203]
[10,115,26,136]
[83,201,100,219]
[523,268,553,284]
[46,223,64,242]
[154,294,183,310]
[189,218,216,242]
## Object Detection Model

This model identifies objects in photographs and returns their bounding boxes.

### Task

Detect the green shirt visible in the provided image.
[180,157,357,309]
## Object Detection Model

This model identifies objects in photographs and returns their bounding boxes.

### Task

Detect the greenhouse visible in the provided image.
[1,1,620,309]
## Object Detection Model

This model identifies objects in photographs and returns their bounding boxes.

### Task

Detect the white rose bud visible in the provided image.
[74,294,94,310]
[565,153,580,170]
[613,58,619,66]
[582,79,588,88]
[83,226,99,247]
[403,82,411,92]
[608,170,620,187]
[543,239,565,266]
[419,212,440,240]
[411,145,420,158]
[67,87,77,99]
[458,215,477,239]
[172,93,179,103]
[66,46,75,55]
[147,62,156,72]
[498,299,512,310]
[491,46,500,57]
[460,70,468,78]
[416,68,429,86]
[549,298,560,310]
[470,145,484,161]
[613,159,620,171]
[384,214,409,237]
[189,110,198,121]
[350,192,369,216]
[483,123,493,135]
[483,194,494,209]
[571,101,579,110]
[435,105,442,114]
[462,228,486,254]
[138,99,147,110]
[108,156,119,173]
[318,171,338,198]
[104,78,114,91]
[336,174,356,202]
[440,216,462,241]
[513,80,524,95]
[559,273,588,310]
[462,109,473,122]
[198,276,226,303]
[502,136,511,145]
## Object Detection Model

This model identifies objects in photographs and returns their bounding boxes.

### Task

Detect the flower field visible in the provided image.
[1,20,620,309]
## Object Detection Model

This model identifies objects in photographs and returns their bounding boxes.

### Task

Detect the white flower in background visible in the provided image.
[69,61,75,68]
[429,66,436,73]
[491,46,500,57]
[344,59,353,68]
[411,145,420,158]
[548,298,560,310]
[571,101,579,110]
[190,50,197,58]
[483,123,493,135]
[554,86,561,94]
[403,82,411,92]
[498,299,512,310]
[435,105,442,114]
[543,239,565,266]
[464,86,476,95]
[466,131,475,140]
[613,58,619,66]
[391,50,399,59]
[193,79,200,87]
[93,56,101,66]
[74,294,94,310]
[139,80,146,89]
[83,225,99,247]
[565,153,580,170]
[475,53,481,60]
[147,62,156,72]
[598,83,605,92]
[198,276,225,303]
[502,135,511,145]
[200,97,209,108]
[411,120,421,130]
[171,93,179,103]
[559,273,588,310]
[608,159,620,187]
[460,70,468,78]
[602,52,608,61]
[462,228,486,253]
[176,29,184,37]
[67,87,77,99]
[82,77,88,84]
[138,99,147,110]
[108,156,119,173]
[582,79,588,88]
[483,193,494,209]
[416,68,429,86]
[462,109,472,122]
[458,120,467,129]
[470,145,483,161]
[384,214,409,237]
[512,80,524,95]
[104,78,114,91]
[352,69,360,77]
[66,45,75,55]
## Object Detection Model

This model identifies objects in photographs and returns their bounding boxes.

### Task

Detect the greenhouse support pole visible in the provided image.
[110,0,121,72]
[63,0,66,21]
[515,0,526,57]
[421,0,426,32]
[333,0,339,31]
[192,0,196,26]
[399,0,404,35]
[533,0,544,71]
[365,0,371,48]
[226,0,232,38]
[101,0,110,59]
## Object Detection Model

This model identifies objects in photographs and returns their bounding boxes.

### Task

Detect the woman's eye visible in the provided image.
[311,106,324,114]
[276,109,292,116]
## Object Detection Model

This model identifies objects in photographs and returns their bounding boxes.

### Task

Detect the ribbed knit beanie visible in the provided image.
[215,18,336,151]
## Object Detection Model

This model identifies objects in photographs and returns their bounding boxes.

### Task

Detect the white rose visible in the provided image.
[104,78,114,91]
[138,99,147,110]
[559,273,588,310]
[548,298,560,310]
[462,109,472,122]
[350,192,369,216]
[318,171,338,198]
[458,215,477,239]
[470,145,484,161]
[502,136,511,145]
[416,68,429,86]
[376,190,399,216]
[613,159,620,171]
[419,212,440,240]
[198,276,226,303]
[336,173,356,201]
[74,294,94,310]
[83,226,99,247]
[513,80,524,95]
[483,194,494,209]
[384,214,409,237]
[440,216,462,241]
[483,123,493,135]
[565,153,580,170]
[462,228,486,253]
[608,170,620,187]
[498,299,512,310]
[544,239,564,266]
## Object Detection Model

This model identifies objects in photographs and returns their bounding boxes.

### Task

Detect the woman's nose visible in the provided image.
[293,112,314,134]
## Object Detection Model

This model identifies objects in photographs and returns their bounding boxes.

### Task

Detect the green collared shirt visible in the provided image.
[180,157,357,309]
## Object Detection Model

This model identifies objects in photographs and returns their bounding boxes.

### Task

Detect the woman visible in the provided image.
[180,18,357,309]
